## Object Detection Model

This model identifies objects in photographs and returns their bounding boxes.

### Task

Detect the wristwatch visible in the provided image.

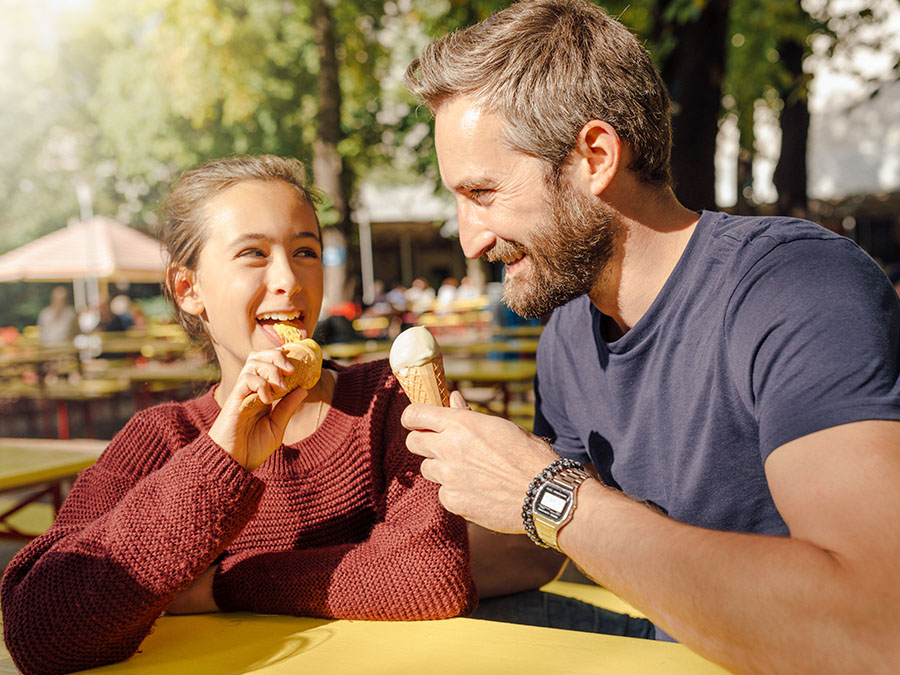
[531,466,589,551]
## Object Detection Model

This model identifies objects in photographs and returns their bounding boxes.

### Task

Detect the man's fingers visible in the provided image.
[405,429,437,458]
[401,401,462,432]
[449,390,470,409]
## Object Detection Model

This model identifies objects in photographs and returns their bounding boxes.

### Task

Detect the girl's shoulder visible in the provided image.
[330,358,408,419]
[331,358,400,395]
[97,389,217,474]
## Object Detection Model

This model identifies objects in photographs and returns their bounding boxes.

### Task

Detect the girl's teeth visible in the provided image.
[258,312,301,321]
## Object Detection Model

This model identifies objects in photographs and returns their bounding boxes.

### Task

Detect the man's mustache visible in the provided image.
[483,238,527,264]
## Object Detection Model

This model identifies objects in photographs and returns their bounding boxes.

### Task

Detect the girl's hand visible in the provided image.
[208,348,309,471]
[166,565,219,615]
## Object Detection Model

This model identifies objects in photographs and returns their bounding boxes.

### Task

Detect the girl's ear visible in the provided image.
[171,267,204,316]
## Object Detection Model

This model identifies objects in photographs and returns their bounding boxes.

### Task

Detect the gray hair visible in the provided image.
[405,0,672,185]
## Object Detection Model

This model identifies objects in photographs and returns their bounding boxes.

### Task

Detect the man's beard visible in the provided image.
[484,175,618,318]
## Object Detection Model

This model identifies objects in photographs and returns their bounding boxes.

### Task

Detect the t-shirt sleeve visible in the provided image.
[725,236,900,460]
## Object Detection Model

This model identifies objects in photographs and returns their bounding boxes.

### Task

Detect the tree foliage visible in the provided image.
[1,0,897,326]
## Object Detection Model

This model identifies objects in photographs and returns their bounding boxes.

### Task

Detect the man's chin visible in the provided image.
[502,276,589,319]
[501,281,550,319]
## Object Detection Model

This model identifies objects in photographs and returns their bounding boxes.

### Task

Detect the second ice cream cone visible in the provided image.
[394,355,450,407]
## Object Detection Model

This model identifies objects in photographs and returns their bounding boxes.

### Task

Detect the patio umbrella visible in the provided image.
[0,216,166,284]
[0,216,167,309]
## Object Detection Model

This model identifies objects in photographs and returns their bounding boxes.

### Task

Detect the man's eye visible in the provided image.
[469,189,493,203]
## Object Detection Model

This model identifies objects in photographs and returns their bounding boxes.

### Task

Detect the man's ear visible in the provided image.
[572,120,622,197]
[171,267,204,316]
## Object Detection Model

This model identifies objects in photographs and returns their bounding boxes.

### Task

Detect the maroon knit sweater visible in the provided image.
[1,359,476,675]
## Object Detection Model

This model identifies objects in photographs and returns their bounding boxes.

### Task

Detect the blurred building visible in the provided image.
[354,181,489,304]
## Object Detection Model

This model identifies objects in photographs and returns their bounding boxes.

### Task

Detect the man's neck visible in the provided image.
[588,185,699,338]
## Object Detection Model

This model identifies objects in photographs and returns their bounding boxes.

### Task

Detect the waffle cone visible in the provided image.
[239,339,323,412]
[393,355,450,407]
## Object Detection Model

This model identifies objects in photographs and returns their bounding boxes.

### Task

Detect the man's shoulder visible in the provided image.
[704,211,848,258]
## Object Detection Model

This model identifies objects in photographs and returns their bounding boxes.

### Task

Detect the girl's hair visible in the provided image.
[405,0,672,186]
[158,155,321,355]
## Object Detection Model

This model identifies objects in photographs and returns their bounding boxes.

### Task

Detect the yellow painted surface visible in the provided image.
[0,611,726,674]
[0,439,104,491]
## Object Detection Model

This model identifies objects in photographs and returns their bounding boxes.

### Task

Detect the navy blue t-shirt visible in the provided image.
[534,211,900,538]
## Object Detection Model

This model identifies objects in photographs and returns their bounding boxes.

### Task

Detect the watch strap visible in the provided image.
[522,457,589,551]
[532,467,589,551]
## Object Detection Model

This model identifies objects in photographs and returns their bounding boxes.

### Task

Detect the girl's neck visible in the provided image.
[282,368,337,445]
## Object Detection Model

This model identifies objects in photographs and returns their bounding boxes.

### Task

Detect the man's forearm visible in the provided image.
[560,481,899,674]
[468,523,567,598]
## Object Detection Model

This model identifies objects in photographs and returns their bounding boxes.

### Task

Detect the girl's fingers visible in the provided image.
[243,373,275,404]
[248,362,287,392]
[270,386,309,429]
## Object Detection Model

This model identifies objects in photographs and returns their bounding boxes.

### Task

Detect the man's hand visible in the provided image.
[402,391,559,533]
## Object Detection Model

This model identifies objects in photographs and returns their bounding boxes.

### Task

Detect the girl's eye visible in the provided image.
[294,247,320,259]
[238,248,266,259]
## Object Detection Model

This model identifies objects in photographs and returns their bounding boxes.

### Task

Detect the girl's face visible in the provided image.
[176,179,324,385]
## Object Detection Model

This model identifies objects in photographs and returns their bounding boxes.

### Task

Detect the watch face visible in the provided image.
[534,483,572,520]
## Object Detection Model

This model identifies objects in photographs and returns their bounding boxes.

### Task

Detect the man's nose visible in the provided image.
[457,203,496,259]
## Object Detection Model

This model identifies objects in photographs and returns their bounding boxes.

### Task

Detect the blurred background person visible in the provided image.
[37,285,78,346]
[109,294,136,331]
[406,277,435,315]
[435,277,459,314]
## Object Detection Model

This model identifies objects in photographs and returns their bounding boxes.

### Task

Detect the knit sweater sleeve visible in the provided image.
[0,402,264,675]
[213,370,477,620]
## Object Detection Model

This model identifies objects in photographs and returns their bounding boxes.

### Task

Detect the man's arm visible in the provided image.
[403,405,900,673]
[560,419,900,673]
[468,523,567,598]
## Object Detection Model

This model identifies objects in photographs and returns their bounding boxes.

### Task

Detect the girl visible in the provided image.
[1,155,476,675]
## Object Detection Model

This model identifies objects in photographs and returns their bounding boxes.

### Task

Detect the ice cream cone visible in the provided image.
[389,326,450,407]
[239,338,323,412]
[393,355,450,407]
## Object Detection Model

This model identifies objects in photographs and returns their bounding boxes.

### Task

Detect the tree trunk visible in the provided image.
[736,146,755,215]
[654,0,730,211]
[773,36,810,218]
[311,0,357,311]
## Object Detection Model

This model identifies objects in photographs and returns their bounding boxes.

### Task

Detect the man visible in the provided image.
[401,0,900,672]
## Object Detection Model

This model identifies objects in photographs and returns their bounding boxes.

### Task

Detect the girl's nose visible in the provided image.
[268,254,301,296]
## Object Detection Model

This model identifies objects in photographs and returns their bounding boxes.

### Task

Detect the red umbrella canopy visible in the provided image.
[0,217,167,283]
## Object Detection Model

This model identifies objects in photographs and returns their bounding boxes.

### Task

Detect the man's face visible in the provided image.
[494,174,617,317]
[435,96,617,318]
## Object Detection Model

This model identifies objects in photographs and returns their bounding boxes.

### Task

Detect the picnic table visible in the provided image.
[0,437,105,539]
[0,580,727,674]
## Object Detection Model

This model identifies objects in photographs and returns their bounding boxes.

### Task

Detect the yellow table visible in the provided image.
[496,325,544,338]
[444,359,537,418]
[0,437,105,539]
[443,338,541,358]
[322,340,391,362]
[0,584,726,673]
